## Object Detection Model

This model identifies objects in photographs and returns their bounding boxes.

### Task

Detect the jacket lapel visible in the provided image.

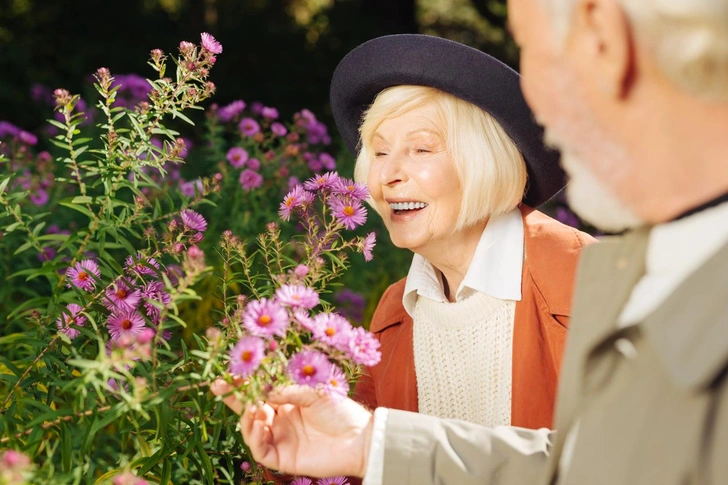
[546,227,650,483]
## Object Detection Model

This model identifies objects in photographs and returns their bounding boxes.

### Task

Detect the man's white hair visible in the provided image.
[546,0,728,100]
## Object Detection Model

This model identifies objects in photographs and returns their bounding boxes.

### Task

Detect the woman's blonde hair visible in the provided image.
[355,85,527,231]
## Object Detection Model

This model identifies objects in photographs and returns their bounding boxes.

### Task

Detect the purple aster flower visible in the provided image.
[125,252,161,277]
[347,326,382,367]
[104,279,141,312]
[179,178,203,197]
[319,153,337,170]
[226,146,249,168]
[107,310,147,341]
[261,106,279,120]
[303,172,340,191]
[287,350,331,386]
[293,308,317,332]
[180,209,208,232]
[56,303,86,339]
[246,158,261,170]
[239,169,264,191]
[228,336,266,377]
[329,197,367,230]
[275,284,320,309]
[218,100,246,122]
[38,246,57,262]
[238,117,260,136]
[360,232,376,262]
[200,32,223,54]
[240,461,252,473]
[333,177,369,200]
[65,259,101,292]
[242,298,290,338]
[141,281,172,323]
[308,158,323,172]
[312,313,352,349]
[279,186,315,221]
[291,479,313,485]
[270,122,287,137]
[322,365,350,400]
[19,130,38,146]
[250,101,264,114]
[317,478,349,485]
[0,121,20,138]
[29,188,49,206]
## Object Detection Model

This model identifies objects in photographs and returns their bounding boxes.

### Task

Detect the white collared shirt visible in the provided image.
[402,207,525,315]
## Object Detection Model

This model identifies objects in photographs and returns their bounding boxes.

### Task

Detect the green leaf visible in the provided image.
[171,109,195,126]
[58,201,95,220]
[13,240,35,256]
[61,422,72,472]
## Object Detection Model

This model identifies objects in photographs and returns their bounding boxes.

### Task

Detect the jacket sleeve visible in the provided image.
[382,409,555,485]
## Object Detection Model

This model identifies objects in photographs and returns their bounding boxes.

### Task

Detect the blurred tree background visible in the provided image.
[0,0,515,137]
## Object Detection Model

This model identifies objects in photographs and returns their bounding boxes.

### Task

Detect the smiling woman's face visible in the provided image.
[367,102,464,255]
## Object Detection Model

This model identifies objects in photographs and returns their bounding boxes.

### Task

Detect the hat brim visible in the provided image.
[329,34,564,208]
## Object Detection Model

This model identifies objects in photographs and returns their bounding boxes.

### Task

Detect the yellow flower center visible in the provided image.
[343,206,355,217]
[78,271,89,281]
[121,319,133,330]
[325,328,335,337]
[258,315,271,326]
[302,365,316,377]
[116,289,127,299]
[285,197,294,207]
[329,379,339,387]
[241,350,253,363]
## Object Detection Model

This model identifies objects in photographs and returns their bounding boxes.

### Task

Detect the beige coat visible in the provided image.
[380,228,728,485]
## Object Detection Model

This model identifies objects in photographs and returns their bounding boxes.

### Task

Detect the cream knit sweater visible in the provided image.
[413,292,515,427]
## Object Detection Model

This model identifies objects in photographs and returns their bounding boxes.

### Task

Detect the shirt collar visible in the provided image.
[402,208,524,317]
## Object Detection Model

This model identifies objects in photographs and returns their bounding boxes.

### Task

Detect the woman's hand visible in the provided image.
[211,380,374,479]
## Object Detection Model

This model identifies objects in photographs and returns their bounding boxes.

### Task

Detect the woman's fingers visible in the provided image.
[210,379,245,415]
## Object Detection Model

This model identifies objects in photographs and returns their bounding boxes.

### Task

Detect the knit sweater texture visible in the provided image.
[413,291,515,426]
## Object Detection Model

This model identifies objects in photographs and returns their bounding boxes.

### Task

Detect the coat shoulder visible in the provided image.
[521,206,598,316]
[369,278,409,333]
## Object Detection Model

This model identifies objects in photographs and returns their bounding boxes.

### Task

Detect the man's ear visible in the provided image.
[570,0,636,99]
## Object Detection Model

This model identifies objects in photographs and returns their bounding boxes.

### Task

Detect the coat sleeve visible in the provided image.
[382,409,555,485]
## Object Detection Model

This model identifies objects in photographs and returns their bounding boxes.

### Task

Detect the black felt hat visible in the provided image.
[330,34,565,207]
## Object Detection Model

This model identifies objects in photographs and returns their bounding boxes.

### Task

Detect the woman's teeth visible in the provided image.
[389,201,428,211]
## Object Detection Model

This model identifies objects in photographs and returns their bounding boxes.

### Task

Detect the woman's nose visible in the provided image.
[378,151,407,186]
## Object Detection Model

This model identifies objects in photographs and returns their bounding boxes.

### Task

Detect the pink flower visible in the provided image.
[360,232,376,262]
[125,252,161,277]
[322,365,350,400]
[312,313,352,348]
[303,172,340,191]
[333,177,369,200]
[294,264,309,277]
[242,298,290,338]
[279,186,315,221]
[317,477,349,485]
[329,197,367,230]
[291,479,313,485]
[180,209,208,232]
[104,279,141,312]
[239,169,264,191]
[246,158,261,170]
[107,310,147,341]
[228,336,266,377]
[319,152,337,170]
[238,117,260,136]
[271,122,287,136]
[293,308,317,332]
[261,106,279,119]
[346,326,382,366]
[65,259,101,292]
[200,32,223,54]
[218,100,246,122]
[30,188,49,206]
[240,461,252,472]
[226,146,249,168]
[141,281,172,323]
[275,284,320,309]
[56,303,86,339]
[287,350,331,386]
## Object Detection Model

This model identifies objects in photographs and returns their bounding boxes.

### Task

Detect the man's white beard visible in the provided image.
[544,130,644,233]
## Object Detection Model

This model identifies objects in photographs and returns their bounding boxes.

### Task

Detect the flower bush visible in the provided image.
[0,33,379,485]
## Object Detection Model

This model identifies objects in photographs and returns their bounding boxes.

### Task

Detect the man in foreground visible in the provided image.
[213,0,728,483]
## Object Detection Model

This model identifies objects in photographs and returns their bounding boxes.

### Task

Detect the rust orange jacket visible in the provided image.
[354,206,596,429]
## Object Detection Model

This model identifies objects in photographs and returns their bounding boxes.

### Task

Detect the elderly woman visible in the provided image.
[329,34,596,430]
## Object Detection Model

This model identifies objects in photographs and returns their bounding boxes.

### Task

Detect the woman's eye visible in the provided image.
[374,151,388,157]
[416,148,431,154]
